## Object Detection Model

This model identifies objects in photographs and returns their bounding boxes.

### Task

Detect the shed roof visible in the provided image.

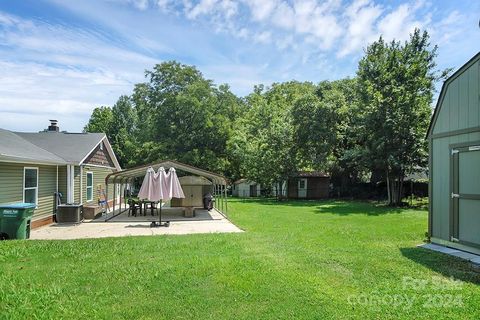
[105,160,227,185]
[179,175,212,185]
[0,128,65,164]
[296,171,330,178]
[427,51,480,138]
[233,178,256,185]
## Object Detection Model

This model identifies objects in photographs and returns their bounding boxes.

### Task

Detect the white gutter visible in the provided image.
[0,155,66,166]
[80,165,83,205]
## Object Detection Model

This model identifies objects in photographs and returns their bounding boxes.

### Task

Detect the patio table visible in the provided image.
[142,200,158,216]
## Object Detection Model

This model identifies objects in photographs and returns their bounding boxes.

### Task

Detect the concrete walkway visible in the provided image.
[31,211,243,240]
[419,243,480,266]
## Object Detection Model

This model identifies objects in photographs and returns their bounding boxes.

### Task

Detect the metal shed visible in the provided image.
[104,160,228,220]
[427,51,480,255]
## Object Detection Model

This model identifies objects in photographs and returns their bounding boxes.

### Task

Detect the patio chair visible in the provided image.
[144,201,158,216]
[128,199,141,217]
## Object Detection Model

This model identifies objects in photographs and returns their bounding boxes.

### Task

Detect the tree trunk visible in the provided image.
[386,171,405,206]
[386,170,391,205]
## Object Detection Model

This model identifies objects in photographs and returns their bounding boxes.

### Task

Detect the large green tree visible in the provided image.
[84,106,113,134]
[357,29,438,205]
[239,82,315,193]
[140,61,236,173]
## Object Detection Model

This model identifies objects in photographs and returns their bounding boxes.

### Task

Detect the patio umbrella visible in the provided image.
[138,167,166,201]
[138,166,185,227]
[164,167,185,199]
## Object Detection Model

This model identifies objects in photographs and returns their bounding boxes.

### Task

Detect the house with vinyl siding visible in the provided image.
[0,120,121,228]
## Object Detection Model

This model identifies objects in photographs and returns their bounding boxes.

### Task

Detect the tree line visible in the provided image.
[85,29,446,205]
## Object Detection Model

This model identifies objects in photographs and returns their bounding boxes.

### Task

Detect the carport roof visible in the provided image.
[105,160,228,185]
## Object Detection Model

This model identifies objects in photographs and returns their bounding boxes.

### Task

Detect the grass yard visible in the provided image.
[1,199,479,319]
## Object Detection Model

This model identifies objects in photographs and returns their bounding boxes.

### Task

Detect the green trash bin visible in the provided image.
[0,203,36,240]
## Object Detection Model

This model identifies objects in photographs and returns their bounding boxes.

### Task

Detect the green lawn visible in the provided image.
[1,199,479,319]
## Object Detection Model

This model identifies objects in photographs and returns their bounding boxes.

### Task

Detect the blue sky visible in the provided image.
[0,0,478,132]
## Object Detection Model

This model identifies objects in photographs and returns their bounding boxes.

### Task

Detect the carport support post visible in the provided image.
[214,184,218,210]
[224,184,228,215]
[112,182,117,220]
[119,182,122,213]
[219,184,222,212]
[213,184,216,210]
[105,183,109,215]
[221,184,225,213]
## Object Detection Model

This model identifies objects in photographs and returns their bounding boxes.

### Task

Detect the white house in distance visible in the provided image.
[232,179,261,197]
[232,179,288,198]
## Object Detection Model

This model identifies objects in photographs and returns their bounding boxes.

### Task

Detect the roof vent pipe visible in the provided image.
[48,119,59,132]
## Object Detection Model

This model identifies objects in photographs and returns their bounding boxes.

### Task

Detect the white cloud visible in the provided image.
[187,0,219,19]
[377,2,425,42]
[1,0,477,132]
[131,0,149,10]
[338,0,382,57]
[253,31,272,44]
[0,11,157,132]
[244,0,278,21]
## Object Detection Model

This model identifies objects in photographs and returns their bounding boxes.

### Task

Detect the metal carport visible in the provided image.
[104,160,229,221]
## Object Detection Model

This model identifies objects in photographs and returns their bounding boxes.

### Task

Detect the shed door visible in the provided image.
[298,179,307,198]
[451,144,480,247]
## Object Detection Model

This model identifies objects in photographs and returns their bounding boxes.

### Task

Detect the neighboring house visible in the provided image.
[232,179,261,197]
[0,120,121,228]
[427,51,480,255]
[232,172,330,199]
[287,172,330,199]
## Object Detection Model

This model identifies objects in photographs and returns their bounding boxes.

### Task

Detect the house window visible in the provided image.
[86,172,93,202]
[24,167,38,205]
[99,142,103,151]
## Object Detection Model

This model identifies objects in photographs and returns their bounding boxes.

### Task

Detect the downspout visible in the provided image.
[55,165,59,222]
[66,164,71,203]
[71,165,75,203]
[80,165,83,205]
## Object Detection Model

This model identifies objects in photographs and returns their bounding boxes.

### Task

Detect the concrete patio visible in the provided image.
[30,208,242,240]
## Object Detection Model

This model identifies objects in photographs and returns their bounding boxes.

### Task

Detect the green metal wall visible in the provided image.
[433,60,479,135]
[0,162,58,219]
[430,57,480,245]
[431,133,480,240]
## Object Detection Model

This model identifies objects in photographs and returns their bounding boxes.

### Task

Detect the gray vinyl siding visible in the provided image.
[0,162,57,219]
[74,166,81,203]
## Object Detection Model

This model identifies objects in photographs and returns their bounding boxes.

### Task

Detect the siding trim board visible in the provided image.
[430,127,480,139]
[82,163,117,170]
[428,138,433,237]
